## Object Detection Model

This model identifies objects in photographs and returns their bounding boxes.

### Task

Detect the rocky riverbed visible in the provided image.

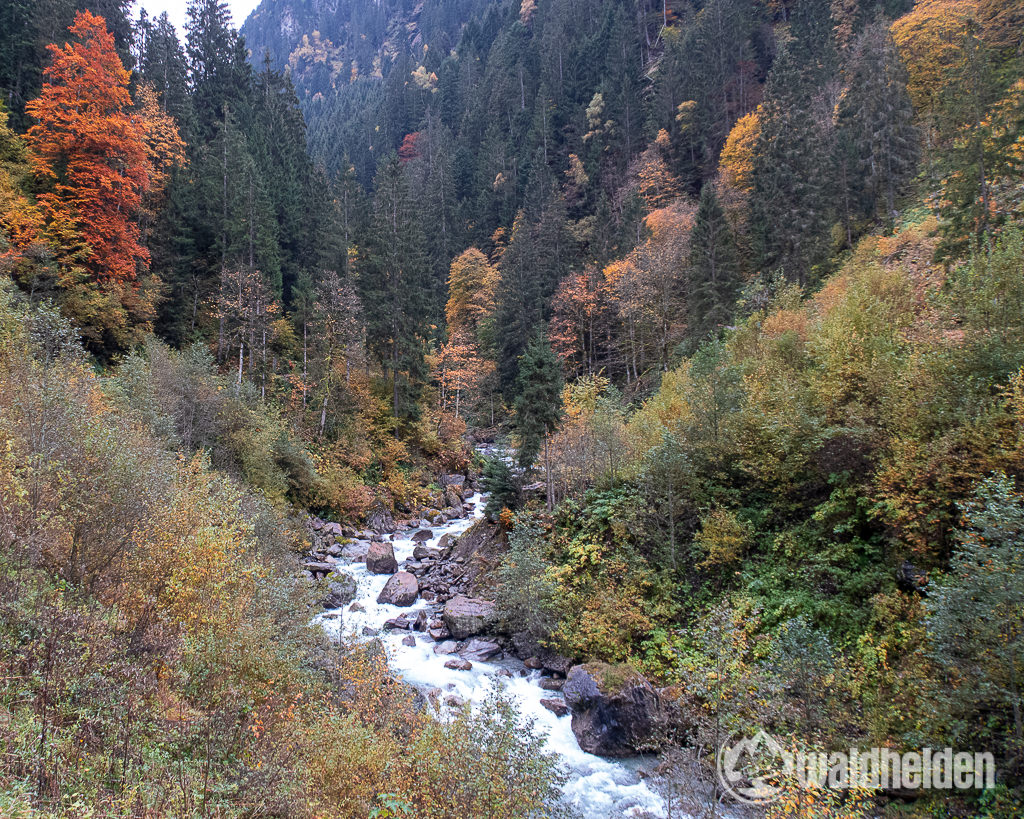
[302,481,672,818]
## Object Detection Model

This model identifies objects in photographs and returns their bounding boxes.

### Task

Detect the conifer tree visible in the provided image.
[749,0,839,285]
[688,183,741,340]
[136,11,191,124]
[514,332,563,509]
[360,155,430,421]
[836,22,919,230]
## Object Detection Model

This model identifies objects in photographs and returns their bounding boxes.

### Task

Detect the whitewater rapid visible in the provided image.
[318,493,669,818]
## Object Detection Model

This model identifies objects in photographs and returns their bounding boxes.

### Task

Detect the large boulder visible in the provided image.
[367,501,396,534]
[460,638,502,662]
[562,663,666,757]
[366,541,398,574]
[411,529,434,543]
[377,571,419,606]
[321,573,358,608]
[442,595,496,639]
[444,487,464,515]
[418,518,506,599]
[342,541,370,562]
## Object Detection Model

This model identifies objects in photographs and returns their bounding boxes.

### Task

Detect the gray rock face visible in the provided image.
[321,573,357,608]
[366,541,398,574]
[342,541,370,561]
[376,571,419,606]
[444,487,464,514]
[563,663,665,757]
[460,638,502,662]
[442,595,496,640]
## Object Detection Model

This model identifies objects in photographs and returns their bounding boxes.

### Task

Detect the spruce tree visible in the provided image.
[137,11,191,124]
[749,0,839,285]
[688,183,741,341]
[514,333,563,509]
[836,22,918,230]
[360,155,430,422]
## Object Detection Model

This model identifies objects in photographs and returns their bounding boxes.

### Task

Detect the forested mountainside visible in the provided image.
[2,0,1024,815]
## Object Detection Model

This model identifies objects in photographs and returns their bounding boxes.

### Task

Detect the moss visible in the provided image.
[583,661,643,696]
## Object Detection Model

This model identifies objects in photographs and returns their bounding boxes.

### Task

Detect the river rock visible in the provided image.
[434,640,459,655]
[367,501,396,534]
[304,561,334,575]
[541,698,569,717]
[384,616,411,630]
[460,638,502,662]
[428,626,450,640]
[377,571,419,606]
[321,574,357,608]
[366,541,398,574]
[413,545,440,560]
[563,663,666,757]
[413,609,428,631]
[327,543,343,557]
[444,487,464,513]
[411,529,433,543]
[436,533,454,552]
[444,658,473,671]
[341,541,370,561]
[402,635,417,647]
[349,601,364,613]
[538,677,564,692]
[442,595,496,639]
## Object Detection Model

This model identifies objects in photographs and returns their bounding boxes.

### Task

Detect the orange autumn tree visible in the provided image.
[550,266,609,378]
[25,11,158,283]
[435,247,501,422]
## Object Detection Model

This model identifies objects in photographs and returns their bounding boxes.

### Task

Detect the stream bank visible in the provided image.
[304,487,671,818]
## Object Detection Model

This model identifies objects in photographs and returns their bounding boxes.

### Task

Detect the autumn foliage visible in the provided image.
[25,11,176,282]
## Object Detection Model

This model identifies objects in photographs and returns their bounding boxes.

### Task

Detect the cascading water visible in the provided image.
[318,493,670,818]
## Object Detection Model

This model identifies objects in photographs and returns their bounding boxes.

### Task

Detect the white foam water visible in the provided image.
[318,493,670,818]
